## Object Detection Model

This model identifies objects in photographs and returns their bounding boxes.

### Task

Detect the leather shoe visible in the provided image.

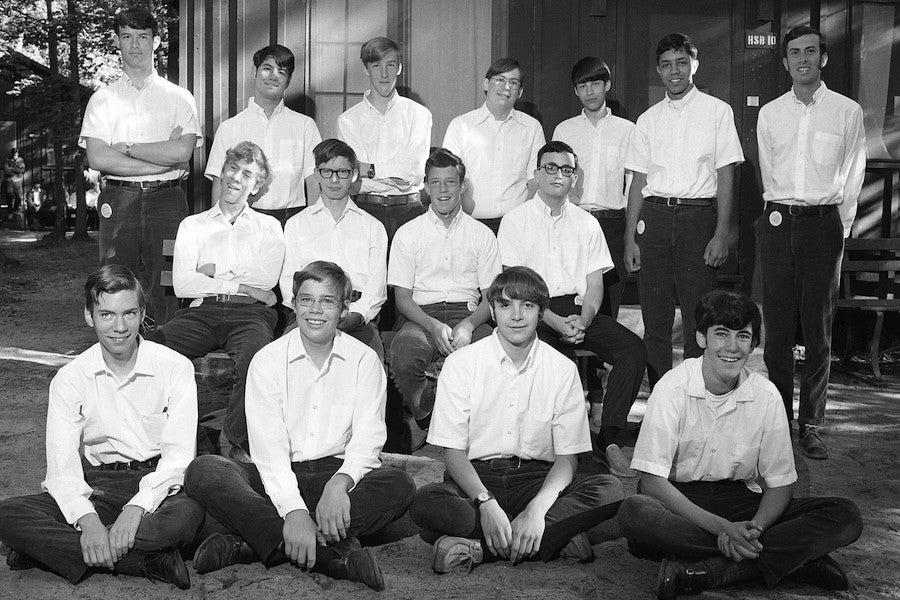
[193,533,256,574]
[560,531,594,563]
[797,554,850,590]
[6,548,37,570]
[432,535,483,574]
[403,413,430,453]
[799,425,829,460]
[326,547,385,591]
[657,559,690,600]
[143,549,191,590]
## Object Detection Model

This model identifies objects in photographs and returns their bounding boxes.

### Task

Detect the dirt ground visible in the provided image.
[0,230,898,600]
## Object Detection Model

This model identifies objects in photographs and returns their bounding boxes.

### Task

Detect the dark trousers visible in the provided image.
[757,208,843,425]
[0,469,204,584]
[477,217,502,237]
[537,295,647,436]
[353,198,425,245]
[409,460,623,561]
[389,302,493,419]
[636,201,718,386]
[590,212,627,319]
[184,455,416,565]
[151,300,276,449]
[618,481,862,587]
[253,205,305,228]
[97,184,188,326]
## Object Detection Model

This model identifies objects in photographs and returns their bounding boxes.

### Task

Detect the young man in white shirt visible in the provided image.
[80,7,202,326]
[0,265,202,589]
[205,44,321,226]
[280,139,387,360]
[388,148,501,451]
[499,141,647,477]
[150,141,284,461]
[184,261,416,591]
[624,33,744,387]
[443,58,545,234]
[618,289,862,599]
[338,37,431,242]
[756,26,866,460]
[410,267,624,573]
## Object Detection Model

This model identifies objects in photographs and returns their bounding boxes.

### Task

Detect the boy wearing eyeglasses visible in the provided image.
[184,261,416,591]
[149,141,284,463]
[498,141,647,478]
[443,58,545,235]
[280,139,388,360]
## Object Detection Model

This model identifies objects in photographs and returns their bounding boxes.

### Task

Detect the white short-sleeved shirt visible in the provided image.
[498,197,614,302]
[79,71,202,182]
[388,208,501,306]
[205,98,321,210]
[552,108,634,211]
[443,104,545,219]
[428,332,591,461]
[625,86,744,199]
[631,357,797,489]
[757,83,866,236]
[42,340,198,524]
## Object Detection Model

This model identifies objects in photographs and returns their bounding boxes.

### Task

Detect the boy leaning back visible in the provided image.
[618,289,862,599]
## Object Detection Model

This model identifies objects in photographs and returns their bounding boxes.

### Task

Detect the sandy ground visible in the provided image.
[0,230,898,600]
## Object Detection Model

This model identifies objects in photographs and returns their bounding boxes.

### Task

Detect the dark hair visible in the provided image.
[313,139,357,169]
[486,267,549,314]
[485,58,524,85]
[360,37,401,65]
[537,140,578,170]
[424,148,466,182]
[113,7,158,37]
[571,57,610,86]
[253,44,295,79]
[656,33,698,63]
[694,289,761,347]
[223,141,272,190]
[9,148,18,158]
[292,260,353,305]
[782,25,826,58]
[84,265,145,313]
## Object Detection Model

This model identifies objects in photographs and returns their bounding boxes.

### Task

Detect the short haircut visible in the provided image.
[113,7,159,36]
[782,25,826,58]
[424,148,466,182]
[9,148,18,157]
[485,58,524,85]
[223,141,272,190]
[656,32,698,63]
[537,140,578,170]
[571,57,611,86]
[694,289,762,347]
[84,265,145,313]
[360,37,401,65]
[253,44,295,78]
[486,267,550,314]
[313,139,357,169]
[292,260,353,305]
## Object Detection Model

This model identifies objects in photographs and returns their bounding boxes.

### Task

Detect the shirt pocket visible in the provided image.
[141,413,168,442]
[730,443,760,481]
[811,131,843,168]
[451,252,479,286]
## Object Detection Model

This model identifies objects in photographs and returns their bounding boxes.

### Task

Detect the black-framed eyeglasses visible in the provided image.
[491,75,522,90]
[317,168,353,179]
[539,163,576,177]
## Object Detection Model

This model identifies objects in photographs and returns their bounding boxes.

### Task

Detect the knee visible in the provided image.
[385,468,417,510]
[0,497,27,538]
[830,498,863,545]
[579,474,625,504]
[408,483,448,528]
[184,455,235,499]
[617,494,659,538]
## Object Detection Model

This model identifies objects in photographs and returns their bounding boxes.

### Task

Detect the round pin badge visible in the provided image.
[636,219,646,235]
[100,203,113,219]
[768,210,782,227]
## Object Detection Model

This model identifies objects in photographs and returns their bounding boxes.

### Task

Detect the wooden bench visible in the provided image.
[837,237,900,378]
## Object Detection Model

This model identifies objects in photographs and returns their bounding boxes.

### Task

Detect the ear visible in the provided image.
[482,78,490,94]
[460,179,468,195]
[111,31,122,50]
[604,80,612,93]
[397,62,403,76]
[488,303,496,323]
[340,302,350,321]
[153,36,161,51]
[696,330,708,349]
[782,57,790,73]
[515,86,524,100]
[351,169,359,183]
[690,59,699,75]
[84,307,94,328]
[820,52,828,68]
[656,64,662,76]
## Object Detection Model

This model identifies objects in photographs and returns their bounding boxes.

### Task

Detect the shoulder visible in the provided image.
[448,108,481,127]
[535,340,578,372]
[338,101,365,122]
[463,213,496,239]
[396,95,431,116]
[251,209,283,231]
[393,213,425,240]
[608,114,635,132]
[743,371,783,407]
[251,333,290,366]
[142,340,194,372]
[154,77,197,101]
[53,344,99,381]
[555,115,581,134]
[823,88,863,113]
[513,110,542,130]
[178,210,207,228]
[338,331,382,368]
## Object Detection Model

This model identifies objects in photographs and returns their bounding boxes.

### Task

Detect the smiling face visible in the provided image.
[253,56,290,102]
[85,289,143,366]
[490,292,540,351]
[292,279,347,347]
[535,151,577,201]
[114,26,159,72]
[483,67,523,115]
[574,79,610,113]
[219,159,263,209]
[657,49,697,99]
[697,323,755,394]
[315,156,357,202]
[364,49,401,100]
[425,165,465,221]
[783,33,826,88]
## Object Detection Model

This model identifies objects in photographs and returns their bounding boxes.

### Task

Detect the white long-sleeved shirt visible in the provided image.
[173,202,285,302]
[42,340,198,525]
[246,330,386,517]
[757,83,866,236]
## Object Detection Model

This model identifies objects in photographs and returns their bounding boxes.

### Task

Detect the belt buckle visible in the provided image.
[666,197,678,207]
[215,293,232,302]
[789,204,803,216]
[138,180,152,190]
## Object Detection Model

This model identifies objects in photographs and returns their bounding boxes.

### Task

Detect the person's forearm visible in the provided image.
[641,473,727,535]
[525,455,576,516]
[624,172,646,241]
[86,142,170,177]
[713,165,735,238]
[751,485,792,530]
[542,308,565,333]
[444,448,489,499]
[461,297,493,330]
[394,287,441,331]
[127,136,196,167]
[579,272,604,326]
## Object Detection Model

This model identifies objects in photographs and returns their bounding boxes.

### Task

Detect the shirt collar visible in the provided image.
[476,102,522,126]
[790,81,828,106]
[248,96,285,117]
[121,69,159,91]
[287,328,348,363]
[363,89,397,113]
[308,198,362,220]
[86,337,153,378]
[208,201,251,223]
[533,195,570,219]
[580,104,610,124]
[489,330,539,373]
[426,206,464,230]
[665,84,699,109]
[686,357,754,403]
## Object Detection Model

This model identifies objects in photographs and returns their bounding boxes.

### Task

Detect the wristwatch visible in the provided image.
[125,143,134,158]
[474,491,495,508]
[367,163,376,179]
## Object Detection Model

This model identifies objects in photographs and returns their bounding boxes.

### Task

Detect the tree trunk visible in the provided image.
[46,0,67,242]
[68,0,89,240]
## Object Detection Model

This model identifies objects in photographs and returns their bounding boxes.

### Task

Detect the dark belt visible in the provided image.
[645,196,715,207]
[211,294,259,304]
[588,209,627,219]
[474,457,553,470]
[767,202,838,216]
[105,179,181,190]
[354,193,420,207]
[97,456,160,471]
